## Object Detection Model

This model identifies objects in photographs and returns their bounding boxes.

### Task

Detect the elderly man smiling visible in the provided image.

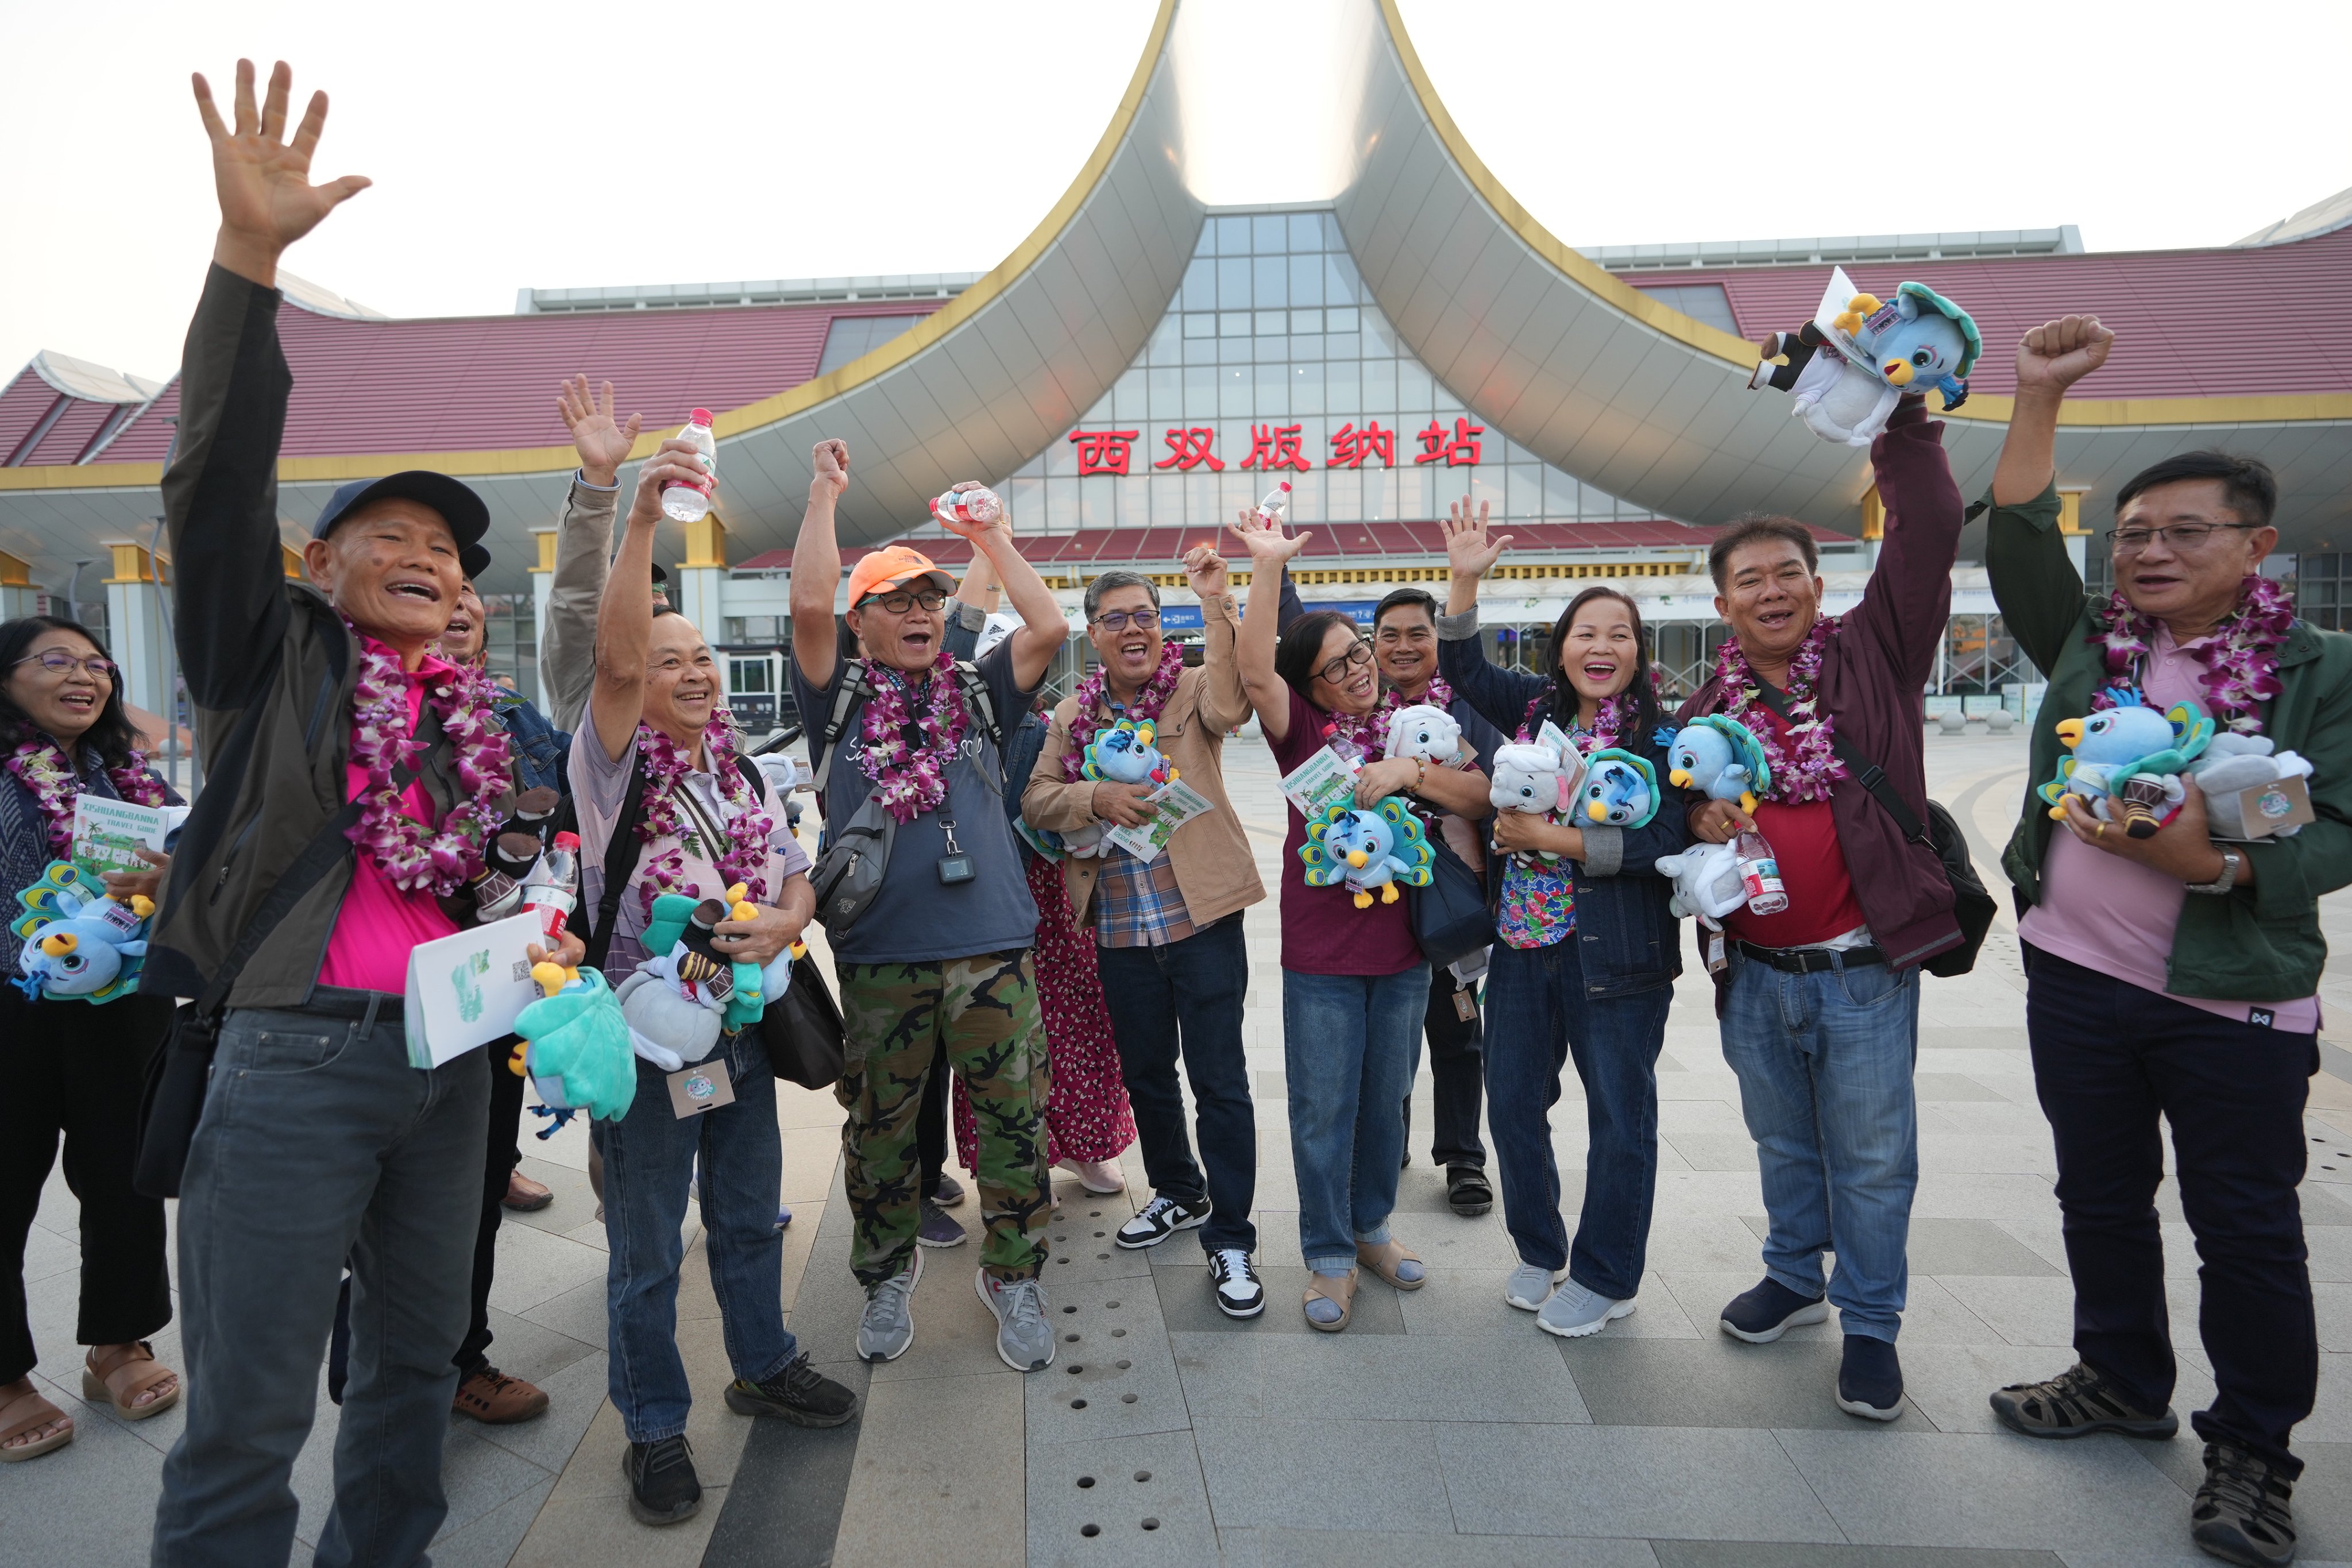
[1978,316,2342,1568]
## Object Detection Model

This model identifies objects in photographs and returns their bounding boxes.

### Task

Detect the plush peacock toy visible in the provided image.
[2037,695,2215,839]
[1080,716,1177,791]
[1578,748,1663,829]
[1299,798,1435,909]
[1664,717,1771,816]
[508,965,638,1126]
[12,861,152,1004]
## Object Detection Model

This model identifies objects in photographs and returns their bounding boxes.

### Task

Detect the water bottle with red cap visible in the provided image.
[519,832,582,940]
[1253,480,1292,527]
[930,484,1005,534]
[662,410,718,523]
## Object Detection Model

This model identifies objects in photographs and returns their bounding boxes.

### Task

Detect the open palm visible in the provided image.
[1229,509,1308,566]
[194,60,370,271]
[557,376,643,476]
[1442,497,1512,578]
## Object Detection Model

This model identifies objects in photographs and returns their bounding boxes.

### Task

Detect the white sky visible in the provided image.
[4,0,2346,388]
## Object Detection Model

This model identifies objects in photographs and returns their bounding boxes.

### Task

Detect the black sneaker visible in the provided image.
[1206,1248,1265,1319]
[1836,1335,1904,1422]
[2192,1440,2297,1567]
[1718,1276,1830,1343]
[723,1351,860,1428]
[623,1435,702,1526]
[1115,1194,1211,1250]
[1990,1360,2179,1440]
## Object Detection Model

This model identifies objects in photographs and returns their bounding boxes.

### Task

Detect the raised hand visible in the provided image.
[933,479,1001,543]
[628,439,717,529]
[192,60,371,287]
[1227,507,1310,567]
[557,377,643,486]
[1181,543,1229,600]
[1442,497,1512,580]
[2014,315,2114,400]
[810,439,850,503]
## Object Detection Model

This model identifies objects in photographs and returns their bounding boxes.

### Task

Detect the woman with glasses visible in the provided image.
[1228,513,1493,1331]
[1,617,183,1461]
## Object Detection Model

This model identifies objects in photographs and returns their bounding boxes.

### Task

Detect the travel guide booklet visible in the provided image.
[403,913,544,1070]
[1100,778,1215,864]
[70,795,174,882]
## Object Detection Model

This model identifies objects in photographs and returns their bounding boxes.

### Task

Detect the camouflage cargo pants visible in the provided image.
[836,950,1050,1288]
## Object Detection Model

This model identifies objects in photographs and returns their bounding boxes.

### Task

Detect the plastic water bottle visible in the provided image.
[930,485,1005,529]
[1254,480,1292,526]
[1733,828,1789,915]
[662,410,717,523]
[1322,720,1366,768]
[519,831,582,940]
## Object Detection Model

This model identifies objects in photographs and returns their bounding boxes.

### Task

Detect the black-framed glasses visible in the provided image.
[2107,522,2261,555]
[14,650,118,682]
[863,588,948,615]
[1315,639,1375,684]
[1092,608,1161,632]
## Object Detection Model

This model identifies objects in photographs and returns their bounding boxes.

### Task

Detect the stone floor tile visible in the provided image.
[1654,1546,2059,1568]
[1658,1134,1760,1172]
[474,1303,602,1389]
[1775,1428,2195,1554]
[467,1348,610,1473]
[484,1220,613,1316]
[1174,1328,1590,1424]
[1027,1428,1218,1568]
[517,1275,609,1350]
[2308,1182,2352,1227]
[1912,1073,2013,1103]
[829,1370,1026,1566]
[1917,1134,2061,1178]
[501,1154,596,1237]
[431,1424,559,1543]
[1933,1273,2200,1353]
[1245,1527,1660,1566]
[20,1218,77,1285]
[424,1476,554,1567]
[1558,1333,1930,1430]
[1435,1422,1843,1541]
[1191,1418,1456,1532]
[1656,1099,1754,1138]
[0,1381,168,1565]
[1639,1216,1778,1275]
[1144,1210,1307,1269]
[1157,1263,1407,1335]
[1393,1269,1695,1341]
[1030,1277,1189,1442]
[1382,1209,1522,1271]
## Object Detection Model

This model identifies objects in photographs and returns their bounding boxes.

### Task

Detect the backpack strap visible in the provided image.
[951,659,1005,756]
[1745,678,1930,847]
[810,658,874,790]
[581,756,651,972]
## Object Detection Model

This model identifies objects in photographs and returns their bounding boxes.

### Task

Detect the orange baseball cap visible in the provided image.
[845,544,956,607]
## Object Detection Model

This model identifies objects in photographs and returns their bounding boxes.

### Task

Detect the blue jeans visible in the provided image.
[1281,964,1431,1273]
[1719,948,1921,1342]
[1096,914,1255,1255]
[593,1028,796,1444]
[154,991,488,1568]
[1482,940,1670,1298]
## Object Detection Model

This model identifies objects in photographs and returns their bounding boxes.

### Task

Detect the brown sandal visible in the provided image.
[0,1380,75,1461]
[1303,1268,1358,1333]
[82,1342,180,1421]
[1355,1238,1427,1291]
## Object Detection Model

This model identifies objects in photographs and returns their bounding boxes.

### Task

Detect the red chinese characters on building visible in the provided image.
[1068,427,1142,477]
[1328,420,1395,469]
[1152,426,1224,472]
[1238,423,1311,472]
[1412,416,1484,466]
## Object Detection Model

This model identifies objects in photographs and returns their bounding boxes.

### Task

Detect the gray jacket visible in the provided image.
[538,474,620,733]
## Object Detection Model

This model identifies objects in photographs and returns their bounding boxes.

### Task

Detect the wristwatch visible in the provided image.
[2187,847,2241,895]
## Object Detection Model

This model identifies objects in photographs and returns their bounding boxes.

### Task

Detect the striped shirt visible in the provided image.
[1092,845,1195,948]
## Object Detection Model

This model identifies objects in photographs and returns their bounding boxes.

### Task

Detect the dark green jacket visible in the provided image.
[1986,481,2352,1001]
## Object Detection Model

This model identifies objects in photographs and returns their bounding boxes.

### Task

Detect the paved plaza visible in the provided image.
[9,728,2351,1566]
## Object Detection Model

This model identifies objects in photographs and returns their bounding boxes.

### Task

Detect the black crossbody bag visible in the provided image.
[1746,680,1995,978]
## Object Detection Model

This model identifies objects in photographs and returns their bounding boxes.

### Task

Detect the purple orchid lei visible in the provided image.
[634,706,775,915]
[1064,642,1185,782]
[860,648,968,824]
[4,739,169,856]
[1326,673,1457,755]
[2090,574,2293,735]
[1519,678,1646,750]
[1713,618,1845,805]
[344,632,512,895]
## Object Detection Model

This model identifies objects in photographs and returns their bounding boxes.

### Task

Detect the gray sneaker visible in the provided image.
[858,1252,921,1362]
[1536,1280,1635,1339]
[975,1269,1054,1372]
[916,1197,967,1248]
[1504,1261,1563,1311]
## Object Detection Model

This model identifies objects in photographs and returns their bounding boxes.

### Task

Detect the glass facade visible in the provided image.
[932,208,1649,540]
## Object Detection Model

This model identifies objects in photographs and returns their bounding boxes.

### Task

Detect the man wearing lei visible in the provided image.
[144,64,580,1565]
[1678,392,1967,1423]
[1978,316,2340,1567]
[789,442,1069,1375]
[1022,559,1273,1317]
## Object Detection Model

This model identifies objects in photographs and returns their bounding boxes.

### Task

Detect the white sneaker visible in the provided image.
[1504,1261,1564,1312]
[1059,1157,1126,1195]
[1536,1280,1635,1339]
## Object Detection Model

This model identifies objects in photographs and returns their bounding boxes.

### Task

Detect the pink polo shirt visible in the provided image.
[315,646,463,995]
[2018,625,2318,1033]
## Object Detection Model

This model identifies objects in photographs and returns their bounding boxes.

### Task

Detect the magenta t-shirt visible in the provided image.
[1266,686,1423,977]
[316,648,462,995]
[2018,625,2318,1032]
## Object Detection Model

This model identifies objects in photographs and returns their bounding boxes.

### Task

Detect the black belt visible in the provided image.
[1733,940,1887,974]
[300,985,405,1022]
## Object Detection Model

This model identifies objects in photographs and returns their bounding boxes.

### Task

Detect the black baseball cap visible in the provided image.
[460,542,492,581]
[312,471,491,555]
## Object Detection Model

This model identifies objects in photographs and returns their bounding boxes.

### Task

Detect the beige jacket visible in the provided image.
[1022,593,1265,930]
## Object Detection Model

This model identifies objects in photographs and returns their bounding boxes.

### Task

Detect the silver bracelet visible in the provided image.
[2186,847,2241,895]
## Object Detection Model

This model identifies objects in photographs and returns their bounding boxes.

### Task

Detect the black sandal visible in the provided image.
[1446,1165,1493,1217]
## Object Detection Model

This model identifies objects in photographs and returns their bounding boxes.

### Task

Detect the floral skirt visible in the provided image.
[955,855,1137,1169]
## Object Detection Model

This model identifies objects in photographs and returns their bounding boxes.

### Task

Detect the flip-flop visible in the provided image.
[1355,1238,1427,1291]
[1303,1268,1358,1332]
[0,1383,74,1461]
[82,1342,179,1422]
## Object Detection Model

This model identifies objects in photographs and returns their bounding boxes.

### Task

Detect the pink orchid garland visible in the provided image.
[1063,642,1187,781]
[1518,681,1646,751]
[4,739,169,856]
[859,649,968,824]
[2090,574,2293,735]
[343,633,512,894]
[633,706,775,916]
[1712,618,1845,805]
[1326,673,1457,756]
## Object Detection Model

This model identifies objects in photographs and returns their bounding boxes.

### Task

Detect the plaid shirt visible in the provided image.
[1092,845,1195,948]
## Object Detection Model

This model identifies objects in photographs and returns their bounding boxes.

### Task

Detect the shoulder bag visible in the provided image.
[1408,828,1494,970]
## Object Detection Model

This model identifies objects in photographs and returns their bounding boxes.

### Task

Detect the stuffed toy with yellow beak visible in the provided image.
[1748,267,1979,447]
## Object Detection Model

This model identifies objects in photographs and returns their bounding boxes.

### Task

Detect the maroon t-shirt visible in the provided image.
[1266,687,1424,977]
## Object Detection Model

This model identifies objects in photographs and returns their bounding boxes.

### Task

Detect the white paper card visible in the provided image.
[1100,779,1216,864]
[403,913,543,1070]
[1279,745,1361,820]
[71,795,172,881]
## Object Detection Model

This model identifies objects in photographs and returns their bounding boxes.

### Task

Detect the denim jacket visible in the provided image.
[494,690,570,797]
[1438,613,1687,999]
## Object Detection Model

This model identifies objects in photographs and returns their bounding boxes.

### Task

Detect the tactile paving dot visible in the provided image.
[1028,1433,1215,1561]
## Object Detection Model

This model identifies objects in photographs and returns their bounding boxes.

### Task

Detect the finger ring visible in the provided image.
[2094,822,2107,838]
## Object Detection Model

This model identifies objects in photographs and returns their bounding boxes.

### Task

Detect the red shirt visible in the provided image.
[1266,688,1424,976]
[1718,706,1867,950]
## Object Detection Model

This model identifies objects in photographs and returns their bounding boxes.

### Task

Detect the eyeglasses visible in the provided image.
[1315,639,1375,685]
[863,588,947,615]
[14,650,118,682]
[1092,609,1161,632]
[2107,522,2261,555]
